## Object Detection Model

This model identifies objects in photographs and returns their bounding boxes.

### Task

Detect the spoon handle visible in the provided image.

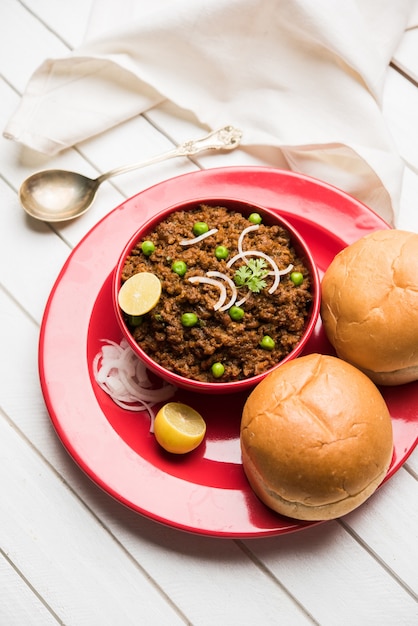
[95,125,242,184]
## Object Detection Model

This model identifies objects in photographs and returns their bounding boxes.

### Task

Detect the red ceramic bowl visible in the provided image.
[113,197,320,394]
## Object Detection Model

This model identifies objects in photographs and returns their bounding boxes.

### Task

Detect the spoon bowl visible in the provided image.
[20,170,100,222]
[18,126,242,223]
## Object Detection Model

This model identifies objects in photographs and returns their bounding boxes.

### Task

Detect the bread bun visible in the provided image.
[321,229,418,385]
[240,354,393,521]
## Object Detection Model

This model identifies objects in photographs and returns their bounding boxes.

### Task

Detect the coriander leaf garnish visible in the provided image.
[234,258,268,293]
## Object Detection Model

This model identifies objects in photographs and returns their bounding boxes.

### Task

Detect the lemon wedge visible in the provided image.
[154,402,206,454]
[118,272,162,316]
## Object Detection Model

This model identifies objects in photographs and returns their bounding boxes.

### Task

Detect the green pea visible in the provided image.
[211,362,225,378]
[171,260,187,276]
[248,212,262,225]
[181,312,198,327]
[193,222,209,236]
[259,335,275,351]
[229,305,244,321]
[141,240,155,256]
[127,314,143,327]
[215,245,229,260]
[290,271,304,286]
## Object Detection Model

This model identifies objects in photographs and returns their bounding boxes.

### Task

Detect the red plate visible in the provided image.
[39,167,418,537]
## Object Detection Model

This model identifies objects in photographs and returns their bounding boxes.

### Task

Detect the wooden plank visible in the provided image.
[0,177,71,324]
[0,0,69,94]
[20,0,93,49]
[94,508,316,626]
[0,553,59,625]
[1,414,188,625]
[243,519,418,625]
[342,470,418,595]
[407,446,418,476]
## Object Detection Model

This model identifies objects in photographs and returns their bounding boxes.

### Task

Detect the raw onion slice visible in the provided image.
[93,338,176,432]
[227,250,282,293]
[267,263,294,276]
[180,228,218,246]
[279,263,294,276]
[235,290,252,308]
[237,223,259,255]
[206,271,238,311]
[188,275,227,310]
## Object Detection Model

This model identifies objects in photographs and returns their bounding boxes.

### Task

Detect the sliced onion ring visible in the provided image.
[267,263,294,276]
[188,275,227,310]
[206,271,238,311]
[238,223,259,254]
[235,290,252,308]
[180,228,218,246]
[93,338,176,432]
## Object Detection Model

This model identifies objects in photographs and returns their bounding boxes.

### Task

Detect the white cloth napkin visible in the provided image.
[4,0,417,224]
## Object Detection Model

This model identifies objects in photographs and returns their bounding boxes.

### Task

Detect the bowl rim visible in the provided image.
[112,196,321,393]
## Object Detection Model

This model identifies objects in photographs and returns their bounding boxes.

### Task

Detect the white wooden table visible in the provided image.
[1,2,417,624]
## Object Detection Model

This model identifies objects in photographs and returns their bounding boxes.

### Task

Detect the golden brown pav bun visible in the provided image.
[321,229,418,385]
[240,354,393,521]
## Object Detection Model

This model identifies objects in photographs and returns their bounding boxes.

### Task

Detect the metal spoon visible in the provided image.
[19,125,242,222]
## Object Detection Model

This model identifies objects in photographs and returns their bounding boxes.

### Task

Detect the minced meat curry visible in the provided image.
[120,204,312,383]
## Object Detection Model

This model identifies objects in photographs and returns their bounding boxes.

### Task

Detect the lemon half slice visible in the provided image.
[154,402,206,454]
[118,272,162,316]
